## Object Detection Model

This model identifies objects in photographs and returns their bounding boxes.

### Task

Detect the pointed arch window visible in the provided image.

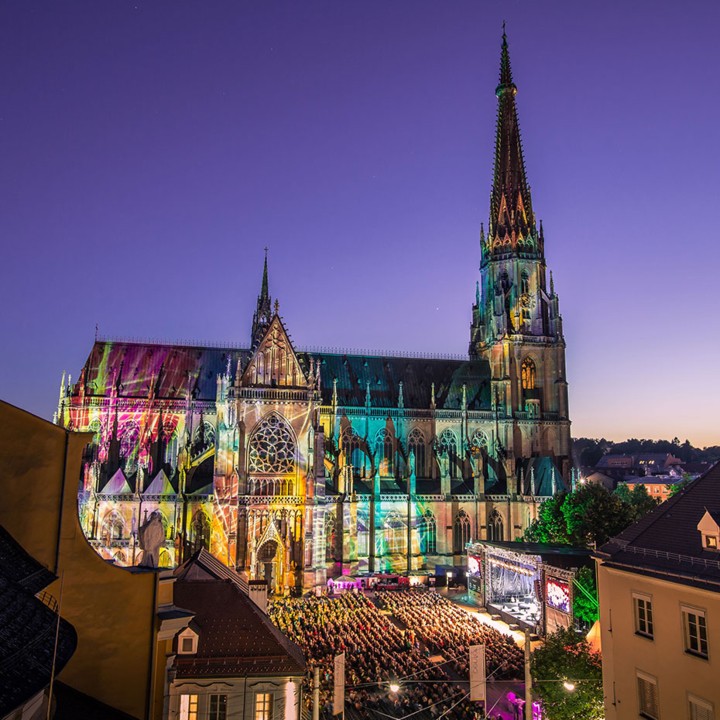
[384,512,406,555]
[120,423,139,475]
[521,358,536,391]
[419,511,437,555]
[375,428,394,476]
[487,509,504,542]
[407,428,426,477]
[357,511,369,557]
[248,413,296,474]
[453,510,471,553]
[521,271,530,295]
[438,429,459,479]
[342,431,364,477]
[191,511,210,552]
[102,512,125,542]
[192,422,215,456]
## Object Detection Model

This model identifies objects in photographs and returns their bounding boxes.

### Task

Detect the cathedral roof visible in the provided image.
[73,340,491,410]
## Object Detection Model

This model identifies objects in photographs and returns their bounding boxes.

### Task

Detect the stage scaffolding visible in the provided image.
[466,540,592,636]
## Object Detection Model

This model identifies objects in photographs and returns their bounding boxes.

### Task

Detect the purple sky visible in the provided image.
[1,1,719,447]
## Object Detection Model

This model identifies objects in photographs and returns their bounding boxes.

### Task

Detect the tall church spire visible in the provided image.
[251,249,273,347]
[487,27,538,262]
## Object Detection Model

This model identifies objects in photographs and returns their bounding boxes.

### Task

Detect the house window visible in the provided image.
[179,694,198,720]
[705,535,718,550]
[633,594,654,639]
[181,637,194,653]
[255,693,273,720]
[689,696,715,720]
[683,607,709,658]
[209,695,228,720]
[636,672,659,719]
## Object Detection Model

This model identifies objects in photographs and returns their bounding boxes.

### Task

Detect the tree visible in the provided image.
[531,627,604,720]
[561,483,632,547]
[572,566,599,627]
[613,483,659,521]
[523,492,569,544]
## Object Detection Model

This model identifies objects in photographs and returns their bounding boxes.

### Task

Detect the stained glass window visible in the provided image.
[248,413,296,474]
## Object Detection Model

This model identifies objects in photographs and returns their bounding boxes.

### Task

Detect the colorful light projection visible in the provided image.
[545,577,571,614]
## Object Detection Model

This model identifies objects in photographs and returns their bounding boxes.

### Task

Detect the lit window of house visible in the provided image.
[697,510,720,552]
[179,694,198,720]
[255,693,273,720]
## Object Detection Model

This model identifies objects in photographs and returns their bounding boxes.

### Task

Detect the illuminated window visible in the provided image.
[248,413,296,474]
[689,695,714,720]
[487,509,503,542]
[521,358,536,390]
[179,694,198,720]
[357,512,369,556]
[683,607,709,658]
[209,694,228,720]
[384,512,406,555]
[255,693,272,720]
[438,429,458,479]
[342,431,364,477]
[636,672,658,719]
[419,511,437,554]
[453,511,471,553]
[375,429,394,475]
[120,423,139,474]
[706,535,718,550]
[633,594,654,639]
[407,428,426,477]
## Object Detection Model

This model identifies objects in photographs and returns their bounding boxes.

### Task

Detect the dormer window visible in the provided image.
[696,510,720,552]
[177,626,199,655]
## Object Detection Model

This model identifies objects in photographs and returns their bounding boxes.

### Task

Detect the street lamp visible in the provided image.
[389,682,400,694]
[563,681,575,692]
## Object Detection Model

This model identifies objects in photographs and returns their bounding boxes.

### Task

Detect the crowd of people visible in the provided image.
[375,590,524,680]
[268,588,524,720]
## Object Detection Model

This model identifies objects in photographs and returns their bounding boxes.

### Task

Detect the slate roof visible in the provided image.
[172,550,305,679]
[73,341,491,411]
[0,527,77,718]
[597,462,720,592]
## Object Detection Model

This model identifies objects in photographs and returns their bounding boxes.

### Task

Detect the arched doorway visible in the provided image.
[257,539,280,594]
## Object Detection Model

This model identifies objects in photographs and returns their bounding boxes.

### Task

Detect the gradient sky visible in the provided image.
[1,1,718,447]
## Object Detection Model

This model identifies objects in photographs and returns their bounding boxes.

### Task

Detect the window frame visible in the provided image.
[636,670,659,720]
[682,605,709,659]
[689,694,714,720]
[254,692,273,720]
[209,694,228,720]
[633,592,654,640]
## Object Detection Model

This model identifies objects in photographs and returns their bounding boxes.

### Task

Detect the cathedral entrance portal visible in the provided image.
[257,539,281,594]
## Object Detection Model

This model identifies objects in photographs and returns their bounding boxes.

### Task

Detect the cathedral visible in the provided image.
[57,32,572,594]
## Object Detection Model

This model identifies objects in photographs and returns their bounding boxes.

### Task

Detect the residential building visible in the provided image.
[596,461,720,719]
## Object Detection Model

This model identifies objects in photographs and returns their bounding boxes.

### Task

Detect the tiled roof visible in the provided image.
[0,527,77,718]
[172,579,305,679]
[74,341,491,411]
[597,462,720,591]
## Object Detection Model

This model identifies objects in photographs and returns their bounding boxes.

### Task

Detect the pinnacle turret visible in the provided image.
[251,249,273,348]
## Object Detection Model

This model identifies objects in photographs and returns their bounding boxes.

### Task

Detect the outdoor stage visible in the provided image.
[466,540,592,635]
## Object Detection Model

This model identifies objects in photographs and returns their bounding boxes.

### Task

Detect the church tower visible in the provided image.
[470,29,571,478]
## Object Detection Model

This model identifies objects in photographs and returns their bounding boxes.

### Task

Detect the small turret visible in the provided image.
[250,249,273,348]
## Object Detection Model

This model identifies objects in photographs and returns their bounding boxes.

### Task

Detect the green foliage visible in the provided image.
[524,483,648,548]
[613,483,659,521]
[531,627,604,720]
[669,476,692,497]
[572,566,599,626]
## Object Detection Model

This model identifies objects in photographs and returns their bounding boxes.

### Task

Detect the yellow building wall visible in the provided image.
[0,401,159,720]
[597,560,720,719]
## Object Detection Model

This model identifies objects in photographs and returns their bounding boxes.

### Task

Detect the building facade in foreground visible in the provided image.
[596,462,720,720]
[58,32,571,594]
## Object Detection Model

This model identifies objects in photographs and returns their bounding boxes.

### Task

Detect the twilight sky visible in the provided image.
[1,1,718,447]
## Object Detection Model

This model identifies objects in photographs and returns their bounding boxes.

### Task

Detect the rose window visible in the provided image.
[248,413,296,474]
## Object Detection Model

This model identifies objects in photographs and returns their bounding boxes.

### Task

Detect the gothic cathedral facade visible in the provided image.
[58,32,571,594]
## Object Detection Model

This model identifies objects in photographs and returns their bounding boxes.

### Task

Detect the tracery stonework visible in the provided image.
[59,31,572,593]
[248,414,296,474]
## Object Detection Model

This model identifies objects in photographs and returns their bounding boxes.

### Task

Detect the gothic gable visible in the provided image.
[241,315,306,388]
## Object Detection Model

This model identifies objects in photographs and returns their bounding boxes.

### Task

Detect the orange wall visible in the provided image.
[0,401,158,720]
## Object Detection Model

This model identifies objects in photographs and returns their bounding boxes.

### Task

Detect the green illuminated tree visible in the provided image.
[572,566,599,627]
[531,627,604,720]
